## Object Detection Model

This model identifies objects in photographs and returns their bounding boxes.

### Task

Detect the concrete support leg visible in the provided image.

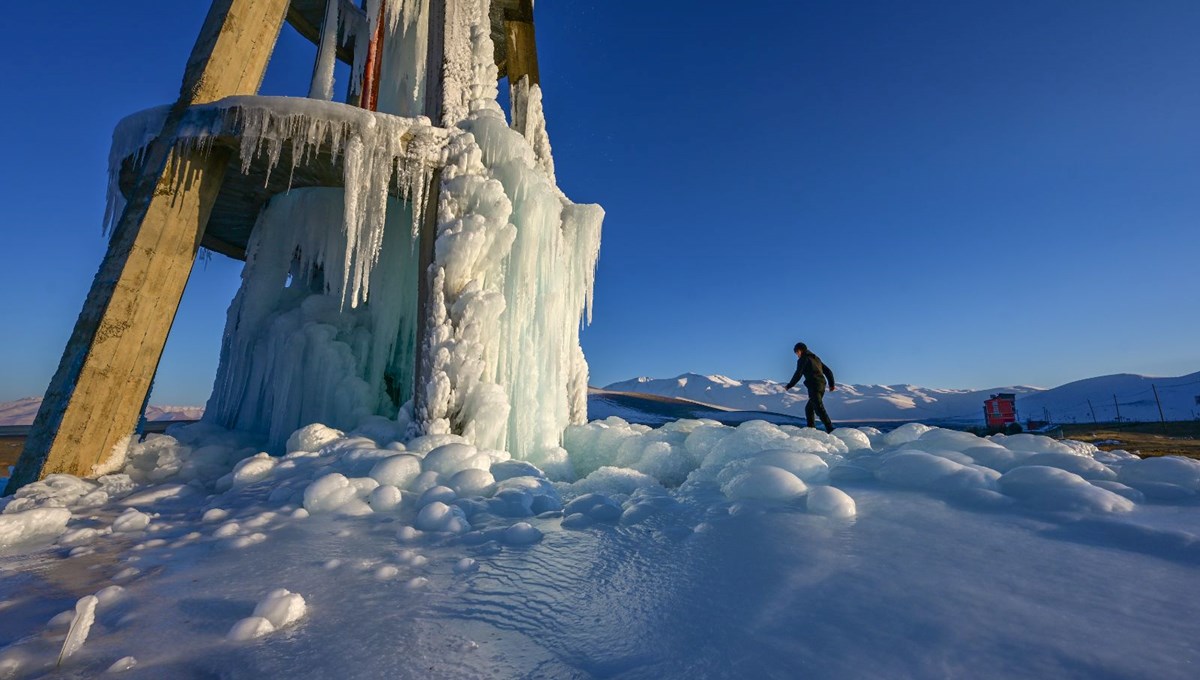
[504,0,540,87]
[505,0,542,142]
[5,0,291,494]
[412,0,447,429]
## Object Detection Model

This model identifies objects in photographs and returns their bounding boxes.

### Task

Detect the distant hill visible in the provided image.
[604,371,1200,424]
[5,369,1194,430]
[0,397,204,427]
[587,388,809,428]
[1017,372,1200,424]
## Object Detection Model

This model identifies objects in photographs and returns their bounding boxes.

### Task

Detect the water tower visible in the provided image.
[7,0,602,493]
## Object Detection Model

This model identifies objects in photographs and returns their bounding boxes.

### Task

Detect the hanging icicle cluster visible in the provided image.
[106,0,603,460]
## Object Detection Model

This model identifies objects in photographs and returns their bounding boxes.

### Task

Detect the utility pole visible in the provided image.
[1112,394,1121,424]
[1152,384,1167,435]
[1087,399,1098,425]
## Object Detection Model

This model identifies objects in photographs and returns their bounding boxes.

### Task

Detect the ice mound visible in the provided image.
[557,417,1190,518]
[416,502,471,533]
[563,493,623,523]
[107,657,138,673]
[229,589,307,641]
[304,473,371,515]
[253,589,307,629]
[0,507,72,550]
[875,451,999,492]
[111,508,151,533]
[369,454,423,488]
[882,422,933,446]
[998,466,1134,513]
[422,443,491,477]
[722,466,808,502]
[1117,456,1200,499]
[4,408,1200,677]
[806,486,857,518]
[227,616,276,641]
[287,424,346,454]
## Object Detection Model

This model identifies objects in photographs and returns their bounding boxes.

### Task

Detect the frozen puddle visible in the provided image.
[2,419,1199,678]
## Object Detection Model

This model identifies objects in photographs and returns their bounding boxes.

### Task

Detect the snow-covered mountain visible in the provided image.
[1018,372,1200,424]
[0,397,204,427]
[604,371,1200,424]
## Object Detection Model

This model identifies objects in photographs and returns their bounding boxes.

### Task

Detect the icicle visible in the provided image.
[205,188,421,450]
[126,96,454,306]
[510,77,556,184]
[184,0,604,457]
[103,105,170,236]
[377,0,431,117]
[309,0,340,101]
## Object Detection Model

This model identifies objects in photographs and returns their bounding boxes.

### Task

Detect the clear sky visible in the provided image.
[0,0,1197,406]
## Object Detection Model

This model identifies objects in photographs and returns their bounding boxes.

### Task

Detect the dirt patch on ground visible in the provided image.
[1058,422,1200,460]
[0,437,22,471]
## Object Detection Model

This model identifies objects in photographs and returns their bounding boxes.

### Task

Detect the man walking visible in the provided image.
[782,342,837,432]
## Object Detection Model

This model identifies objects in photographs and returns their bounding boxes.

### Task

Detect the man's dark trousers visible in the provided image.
[805,383,834,432]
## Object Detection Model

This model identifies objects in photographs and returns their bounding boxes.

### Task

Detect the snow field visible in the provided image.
[0,414,1197,675]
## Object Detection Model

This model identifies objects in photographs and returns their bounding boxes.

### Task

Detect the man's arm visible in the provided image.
[823,363,836,390]
[783,360,804,390]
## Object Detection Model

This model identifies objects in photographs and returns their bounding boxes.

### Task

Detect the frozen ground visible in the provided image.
[2,417,1199,679]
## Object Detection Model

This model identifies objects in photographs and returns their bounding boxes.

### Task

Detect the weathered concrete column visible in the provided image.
[504,0,539,86]
[5,0,291,494]
[413,0,447,428]
[505,0,544,147]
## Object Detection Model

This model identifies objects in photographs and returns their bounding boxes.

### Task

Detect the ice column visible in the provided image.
[205,189,420,450]
[416,0,603,457]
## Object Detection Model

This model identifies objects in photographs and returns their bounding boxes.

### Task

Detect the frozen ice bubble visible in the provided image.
[721,465,808,502]
[112,509,151,533]
[415,502,471,533]
[806,486,857,518]
[253,589,306,629]
[227,616,276,641]
[419,486,458,508]
[367,485,404,512]
[107,656,138,673]
[369,454,423,489]
[286,424,344,453]
[502,522,543,545]
[422,443,488,477]
[449,469,496,497]
[231,453,277,487]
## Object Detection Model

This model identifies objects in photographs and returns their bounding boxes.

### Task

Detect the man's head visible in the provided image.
[793,342,807,357]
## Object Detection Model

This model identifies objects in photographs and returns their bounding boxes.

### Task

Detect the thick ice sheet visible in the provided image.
[1,418,1198,679]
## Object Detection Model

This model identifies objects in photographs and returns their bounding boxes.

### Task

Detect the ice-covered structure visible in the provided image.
[8,0,600,492]
[195,0,602,456]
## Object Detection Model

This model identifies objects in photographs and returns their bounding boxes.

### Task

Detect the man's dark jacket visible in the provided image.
[785,353,835,390]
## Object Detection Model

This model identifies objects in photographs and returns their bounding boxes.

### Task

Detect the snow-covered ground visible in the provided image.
[607,371,1200,424]
[3,408,1199,678]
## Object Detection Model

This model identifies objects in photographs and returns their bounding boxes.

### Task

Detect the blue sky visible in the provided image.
[0,0,1197,405]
